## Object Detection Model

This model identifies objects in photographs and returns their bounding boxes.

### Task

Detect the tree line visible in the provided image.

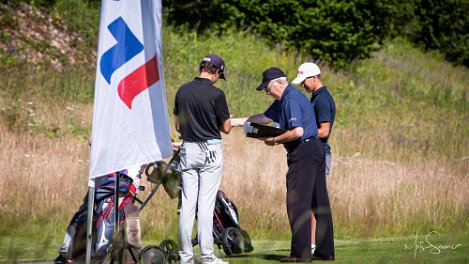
[21,0,469,68]
[162,0,468,69]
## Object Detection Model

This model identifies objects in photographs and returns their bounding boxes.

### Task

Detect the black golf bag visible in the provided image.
[57,173,135,262]
[192,190,254,256]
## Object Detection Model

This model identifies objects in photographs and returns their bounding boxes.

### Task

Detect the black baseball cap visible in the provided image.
[256,67,286,90]
[202,54,226,80]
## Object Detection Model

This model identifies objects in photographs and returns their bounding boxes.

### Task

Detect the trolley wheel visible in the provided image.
[159,239,180,263]
[140,245,167,264]
[240,229,254,253]
[221,227,244,256]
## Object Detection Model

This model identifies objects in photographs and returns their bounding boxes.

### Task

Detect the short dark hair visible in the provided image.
[199,61,220,75]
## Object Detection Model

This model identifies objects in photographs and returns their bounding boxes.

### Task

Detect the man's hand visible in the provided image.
[260,137,277,146]
[231,117,248,127]
[172,141,182,152]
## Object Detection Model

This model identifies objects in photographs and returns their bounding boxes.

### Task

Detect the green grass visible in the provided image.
[330,37,469,162]
[1,0,468,253]
[1,232,468,263]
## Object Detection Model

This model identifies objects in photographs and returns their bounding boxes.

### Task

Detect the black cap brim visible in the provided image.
[256,80,269,91]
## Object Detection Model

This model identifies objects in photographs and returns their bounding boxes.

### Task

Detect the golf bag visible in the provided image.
[213,190,254,255]
[192,190,254,256]
[57,172,135,262]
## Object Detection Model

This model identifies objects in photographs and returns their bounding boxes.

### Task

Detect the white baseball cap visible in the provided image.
[292,62,321,84]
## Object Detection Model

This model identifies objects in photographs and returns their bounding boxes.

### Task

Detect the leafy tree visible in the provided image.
[405,0,469,66]
[163,0,401,69]
[16,0,468,67]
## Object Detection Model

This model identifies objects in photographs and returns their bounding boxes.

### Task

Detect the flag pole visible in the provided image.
[85,184,95,264]
[114,171,120,262]
[88,0,173,260]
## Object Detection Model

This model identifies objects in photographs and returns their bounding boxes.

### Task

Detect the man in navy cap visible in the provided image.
[234,67,334,262]
[174,54,232,264]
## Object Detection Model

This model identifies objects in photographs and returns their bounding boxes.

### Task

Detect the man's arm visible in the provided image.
[174,115,180,132]
[231,117,248,127]
[318,122,331,139]
[219,118,232,134]
[263,126,303,146]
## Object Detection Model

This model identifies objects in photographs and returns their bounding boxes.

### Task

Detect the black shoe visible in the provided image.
[54,255,72,264]
[280,256,311,263]
[311,253,335,261]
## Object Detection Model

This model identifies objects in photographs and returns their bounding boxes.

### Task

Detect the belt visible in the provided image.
[184,139,222,145]
[206,139,222,145]
[285,138,314,153]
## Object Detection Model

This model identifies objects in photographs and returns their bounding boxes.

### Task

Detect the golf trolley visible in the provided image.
[55,153,181,264]
[191,190,254,257]
[146,147,254,258]
[109,152,182,264]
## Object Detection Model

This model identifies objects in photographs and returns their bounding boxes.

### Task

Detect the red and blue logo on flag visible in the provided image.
[100,17,159,109]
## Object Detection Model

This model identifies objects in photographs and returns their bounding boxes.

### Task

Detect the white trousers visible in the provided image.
[178,141,224,264]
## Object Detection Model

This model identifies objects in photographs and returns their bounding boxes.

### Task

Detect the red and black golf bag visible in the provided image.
[56,172,136,262]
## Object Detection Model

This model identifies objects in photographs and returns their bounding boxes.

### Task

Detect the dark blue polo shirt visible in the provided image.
[264,85,318,151]
[311,86,336,154]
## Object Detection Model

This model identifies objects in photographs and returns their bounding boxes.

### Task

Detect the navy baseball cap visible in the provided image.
[202,54,226,80]
[256,67,286,90]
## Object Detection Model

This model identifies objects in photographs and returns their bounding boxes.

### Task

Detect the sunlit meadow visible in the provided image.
[0,27,468,262]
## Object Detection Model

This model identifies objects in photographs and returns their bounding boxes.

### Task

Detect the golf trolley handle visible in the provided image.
[138,149,180,212]
[126,242,142,263]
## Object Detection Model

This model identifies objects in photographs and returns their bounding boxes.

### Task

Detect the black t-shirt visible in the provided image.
[174,77,230,141]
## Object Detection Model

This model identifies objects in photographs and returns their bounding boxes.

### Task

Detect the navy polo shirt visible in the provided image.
[311,86,336,154]
[264,85,318,151]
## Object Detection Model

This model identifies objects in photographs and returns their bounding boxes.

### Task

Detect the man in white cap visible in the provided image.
[292,62,336,260]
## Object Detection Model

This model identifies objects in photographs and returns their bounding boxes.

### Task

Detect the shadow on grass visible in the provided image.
[228,248,291,262]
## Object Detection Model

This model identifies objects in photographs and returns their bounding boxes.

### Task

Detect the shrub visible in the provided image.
[163,0,402,69]
[404,0,469,66]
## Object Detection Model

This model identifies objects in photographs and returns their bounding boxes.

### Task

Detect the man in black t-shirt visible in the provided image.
[174,54,232,264]
[293,62,336,260]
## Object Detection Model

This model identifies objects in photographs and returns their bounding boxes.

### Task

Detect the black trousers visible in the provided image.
[286,139,335,258]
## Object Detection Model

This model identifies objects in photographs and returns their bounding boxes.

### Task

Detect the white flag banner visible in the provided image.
[89,0,172,185]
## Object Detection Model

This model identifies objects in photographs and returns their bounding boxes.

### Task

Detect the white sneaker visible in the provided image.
[311,244,316,255]
[202,256,229,264]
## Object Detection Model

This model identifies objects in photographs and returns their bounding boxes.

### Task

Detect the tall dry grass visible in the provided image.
[0,101,91,235]
[222,129,469,238]
[1,105,467,241]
